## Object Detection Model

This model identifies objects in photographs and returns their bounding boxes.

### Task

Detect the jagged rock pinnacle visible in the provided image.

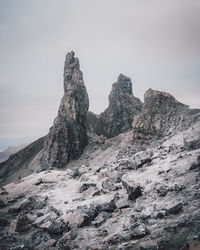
[99,74,142,138]
[42,51,89,168]
[116,73,132,94]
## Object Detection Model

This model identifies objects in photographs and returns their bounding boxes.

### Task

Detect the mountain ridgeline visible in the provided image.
[0,51,199,182]
[0,52,200,250]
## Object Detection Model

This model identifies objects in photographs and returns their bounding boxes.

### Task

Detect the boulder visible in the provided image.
[16,213,32,232]
[156,185,169,197]
[115,198,129,209]
[0,198,6,208]
[79,208,99,227]
[48,220,68,235]
[184,138,200,150]
[79,183,96,193]
[19,196,47,211]
[122,177,142,201]
[34,178,43,186]
[190,156,200,170]
[132,150,153,168]
[0,217,8,227]
[167,203,183,215]
[130,223,149,239]
[101,179,118,192]
[91,212,110,227]
[62,207,98,229]
[95,200,116,213]
[62,212,84,229]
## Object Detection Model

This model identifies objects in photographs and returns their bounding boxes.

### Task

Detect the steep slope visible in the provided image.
[0,137,45,185]
[41,51,89,169]
[0,118,199,249]
[0,144,27,163]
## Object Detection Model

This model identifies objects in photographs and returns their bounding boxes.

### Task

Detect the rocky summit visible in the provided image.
[0,52,200,250]
[132,88,191,140]
[42,51,89,169]
[98,74,142,138]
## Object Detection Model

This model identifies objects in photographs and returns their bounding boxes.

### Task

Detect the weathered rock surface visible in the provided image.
[167,202,183,215]
[122,177,142,201]
[133,88,200,139]
[0,122,200,249]
[131,223,149,239]
[98,74,142,138]
[42,51,89,168]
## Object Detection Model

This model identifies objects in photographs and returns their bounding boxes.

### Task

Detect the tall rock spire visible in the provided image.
[42,51,89,168]
[98,74,142,138]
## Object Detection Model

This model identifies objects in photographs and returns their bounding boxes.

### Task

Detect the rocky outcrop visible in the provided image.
[132,88,190,140]
[1,53,200,187]
[98,74,142,138]
[42,51,89,168]
[122,176,142,201]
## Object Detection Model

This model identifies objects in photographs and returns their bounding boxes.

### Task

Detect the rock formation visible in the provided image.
[132,88,190,140]
[0,120,200,249]
[98,74,142,138]
[0,52,200,249]
[42,51,89,168]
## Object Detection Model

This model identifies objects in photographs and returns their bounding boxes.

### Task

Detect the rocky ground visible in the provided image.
[0,121,200,249]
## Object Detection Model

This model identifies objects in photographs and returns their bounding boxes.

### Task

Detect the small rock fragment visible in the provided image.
[0,198,6,208]
[131,223,149,239]
[167,203,183,215]
[96,201,116,213]
[35,178,43,185]
[80,183,96,192]
[122,178,142,201]
[115,198,129,209]
[48,221,68,235]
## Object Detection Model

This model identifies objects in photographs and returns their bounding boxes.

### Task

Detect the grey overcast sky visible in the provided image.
[0,0,200,149]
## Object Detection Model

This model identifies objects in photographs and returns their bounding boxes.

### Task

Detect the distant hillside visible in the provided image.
[0,144,27,163]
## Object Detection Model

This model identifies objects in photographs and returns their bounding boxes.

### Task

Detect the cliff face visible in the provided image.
[42,51,89,169]
[132,88,190,140]
[98,74,142,138]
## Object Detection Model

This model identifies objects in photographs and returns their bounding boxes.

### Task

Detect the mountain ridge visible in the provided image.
[0,51,200,249]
